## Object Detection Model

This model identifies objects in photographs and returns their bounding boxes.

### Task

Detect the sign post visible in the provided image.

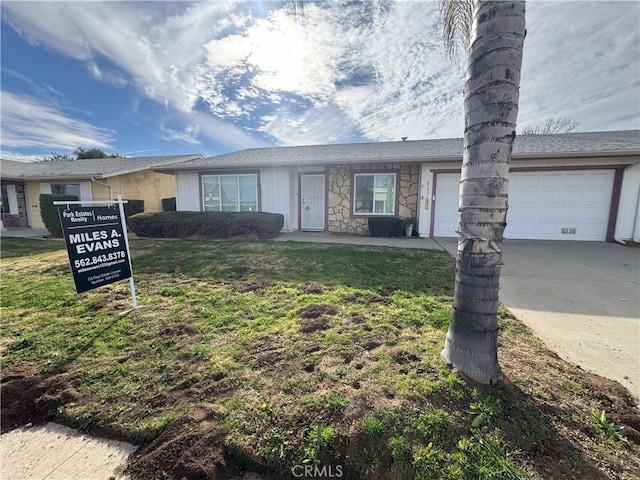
[55,195,141,313]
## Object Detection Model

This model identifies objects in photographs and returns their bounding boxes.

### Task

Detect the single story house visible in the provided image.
[1,154,202,230]
[156,130,639,243]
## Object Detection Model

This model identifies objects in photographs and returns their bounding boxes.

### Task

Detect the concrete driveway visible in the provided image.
[436,238,640,403]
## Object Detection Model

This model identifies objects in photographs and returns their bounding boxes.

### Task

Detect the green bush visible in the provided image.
[162,197,176,211]
[368,217,404,237]
[123,199,144,218]
[39,194,79,237]
[128,211,284,240]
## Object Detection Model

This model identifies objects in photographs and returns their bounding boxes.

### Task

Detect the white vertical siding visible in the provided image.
[615,162,640,243]
[260,168,292,231]
[175,171,201,211]
[418,165,433,237]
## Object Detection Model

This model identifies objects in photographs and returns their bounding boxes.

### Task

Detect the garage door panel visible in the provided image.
[580,223,605,236]
[559,206,583,220]
[586,172,612,186]
[536,222,559,235]
[583,206,610,220]
[561,191,584,203]
[538,206,559,219]
[564,174,586,186]
[541,190,562,203]
[518,190,539,203]
[516,206,538,219]
[511,223,536,235]
[588,190,611,204]
[541,174,563,186]
[519,174,541,187]
[434,170,614,240]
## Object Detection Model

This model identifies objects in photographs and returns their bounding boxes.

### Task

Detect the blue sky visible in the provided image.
[1,0,639,162]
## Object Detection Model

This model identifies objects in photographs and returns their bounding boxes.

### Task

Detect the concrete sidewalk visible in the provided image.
[0,423,136,480]
[0,227,51,238]
[436,238,640,403]
[274,230,443,249]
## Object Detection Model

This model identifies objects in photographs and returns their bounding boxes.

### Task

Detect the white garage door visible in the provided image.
[433,170,615,241]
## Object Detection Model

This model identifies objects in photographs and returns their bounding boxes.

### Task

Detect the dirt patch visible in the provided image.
[348,312,366,324]
[387,346,421,364]
[297,304,338,319]
[1,364,82,433]
[158,322,198,337]
[123,405,240,480]
[496,317,640,479]
[239,280,273,293]
[299,316,330,333]
[298,283,326,294]
[225,266,250,278]
[344,293,393,306]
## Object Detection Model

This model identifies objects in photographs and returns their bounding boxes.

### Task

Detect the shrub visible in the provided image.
[162,197,176,211]
[39,194,79,237]
[123,199,144,218]
[368,217,404,237]
[128,211,284,240]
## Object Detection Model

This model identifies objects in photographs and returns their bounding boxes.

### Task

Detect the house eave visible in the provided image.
[155,150,639,174]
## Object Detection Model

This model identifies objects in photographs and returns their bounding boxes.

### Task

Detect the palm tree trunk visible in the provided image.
[441,0,526,385]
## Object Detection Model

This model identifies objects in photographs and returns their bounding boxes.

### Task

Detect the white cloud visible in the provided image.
[0,90,116,151]
[0,151,41,162]
[197,1,467,143]
[519,1,640,132]
[1,1,238,112]
[2,0,638,153]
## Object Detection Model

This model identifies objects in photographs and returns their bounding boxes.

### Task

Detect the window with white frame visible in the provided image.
[202,174,258,212]
[353,173,396,215]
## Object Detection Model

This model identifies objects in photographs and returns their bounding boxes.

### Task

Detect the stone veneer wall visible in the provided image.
[327,163,419,235]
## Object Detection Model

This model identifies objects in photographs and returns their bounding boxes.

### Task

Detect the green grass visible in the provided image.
[1,237,637,478]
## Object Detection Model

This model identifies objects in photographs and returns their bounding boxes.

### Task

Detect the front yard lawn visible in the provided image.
[1,237,638,479]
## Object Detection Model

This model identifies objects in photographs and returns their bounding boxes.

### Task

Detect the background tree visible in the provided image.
[36,152,74,162]
[74,147,121,159]
[439,0,526,384]
[520,116,580,135]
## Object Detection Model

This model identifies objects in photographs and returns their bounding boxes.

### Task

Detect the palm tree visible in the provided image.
[439,0,526,384]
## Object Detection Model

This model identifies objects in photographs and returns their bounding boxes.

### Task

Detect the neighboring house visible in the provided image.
[0,155,202,230]
[1,160,30,227]
[156,130,640,242]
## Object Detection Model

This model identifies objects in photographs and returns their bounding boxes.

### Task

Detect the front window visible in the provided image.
[202,174,258,212]
[1,186,9,214]
[51,183,80,197]
[354,173,395,215]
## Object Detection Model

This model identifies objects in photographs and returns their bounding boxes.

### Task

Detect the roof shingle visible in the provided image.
[1,154,203,180]
[155,130,640,172]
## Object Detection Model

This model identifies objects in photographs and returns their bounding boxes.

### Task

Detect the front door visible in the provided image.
[301,174,325,231]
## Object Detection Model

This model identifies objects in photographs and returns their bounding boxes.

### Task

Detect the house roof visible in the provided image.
[155,130,640,172]
[0,159,28,180]
[1,154,203,181]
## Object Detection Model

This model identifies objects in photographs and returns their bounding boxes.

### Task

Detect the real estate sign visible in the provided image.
[58,206,132,293]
